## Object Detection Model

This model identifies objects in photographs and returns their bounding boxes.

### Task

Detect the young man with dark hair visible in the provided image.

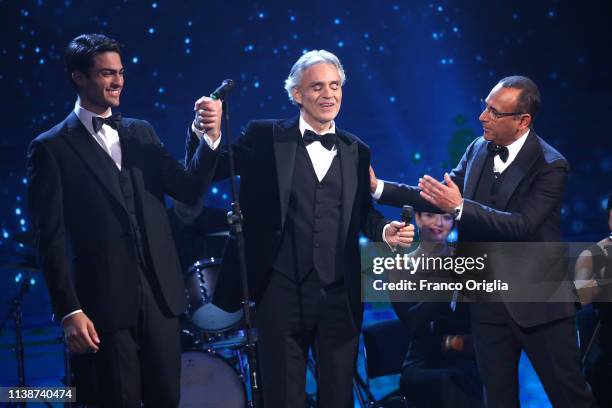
[27,33,221,406]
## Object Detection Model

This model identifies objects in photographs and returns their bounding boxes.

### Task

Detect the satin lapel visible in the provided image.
[120,122,154,240]
[117,121,133,170]
[63,112,128,213]
[495,131,541,210]
[273,118,299,228]
[336,130,358,244]
[463,140,489,199]
[118,121,145,201]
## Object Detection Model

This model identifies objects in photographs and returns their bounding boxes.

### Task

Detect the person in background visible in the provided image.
[389,211,483,408]
[575,193,612,407]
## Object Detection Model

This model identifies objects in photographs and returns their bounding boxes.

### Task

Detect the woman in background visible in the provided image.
[390,211,483,408]
[575,193,612,407]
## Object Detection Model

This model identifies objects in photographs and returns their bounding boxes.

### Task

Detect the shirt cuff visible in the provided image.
[61,309,83,324]
[372,179,385,200]
[191,122,221,150]
[454,200,464,221]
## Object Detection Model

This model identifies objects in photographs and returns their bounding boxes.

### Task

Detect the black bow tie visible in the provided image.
[303,129,337,151]
[487,142,509,163]
[92,113,122,133]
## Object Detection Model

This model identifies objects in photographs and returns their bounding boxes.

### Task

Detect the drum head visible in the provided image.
[180,351,245,407]
[185,258,244,332]
[192,304,244,332]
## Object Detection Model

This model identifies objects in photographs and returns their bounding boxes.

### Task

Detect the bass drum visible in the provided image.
[179,351,246,407]
[184,258,243,332]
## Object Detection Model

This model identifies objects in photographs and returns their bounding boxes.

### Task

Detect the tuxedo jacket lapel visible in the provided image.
[273,118,299,228]
[463,140,488,199]
[495,131,541,210]
[62,112,128,215]
[336,129,358,246]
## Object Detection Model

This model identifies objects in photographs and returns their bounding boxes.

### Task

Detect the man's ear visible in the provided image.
[520,114,532,131]
[292,87,302,105]
[71,70,86,88]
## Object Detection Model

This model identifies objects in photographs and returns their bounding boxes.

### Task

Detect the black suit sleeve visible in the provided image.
[378,181,441,212]
[142,121,218,204]
[27,140,81,319]
[377,137,475,213]
[184,121,260,183]
[461,160,568,240]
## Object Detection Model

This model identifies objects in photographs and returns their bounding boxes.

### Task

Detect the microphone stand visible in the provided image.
[0,276,35,408]
[0,277,31,389]
[221,99,260,407]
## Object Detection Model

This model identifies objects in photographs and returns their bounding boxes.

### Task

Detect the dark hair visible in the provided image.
[498,75,541,127]
[65,33,122,88]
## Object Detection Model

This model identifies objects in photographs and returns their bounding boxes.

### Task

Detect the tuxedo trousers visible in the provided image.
[72,266,181,407]
[256,270,359,408]
[471,303,595,408]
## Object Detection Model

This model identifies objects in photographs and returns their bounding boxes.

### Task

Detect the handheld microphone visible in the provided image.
[401,205,414,225]
[210,79,235,101]
[194,79,235,131]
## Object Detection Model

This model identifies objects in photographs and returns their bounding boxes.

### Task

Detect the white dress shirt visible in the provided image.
[298,116,338,181]
[493,129,529,174]
[74,99,122,170]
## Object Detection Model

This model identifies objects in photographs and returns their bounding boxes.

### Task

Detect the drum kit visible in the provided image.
[180,257,250,408]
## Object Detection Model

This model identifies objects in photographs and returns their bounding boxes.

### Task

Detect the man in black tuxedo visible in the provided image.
[26,33,221,406]
[370,76,595,407]
[189,50,414,407]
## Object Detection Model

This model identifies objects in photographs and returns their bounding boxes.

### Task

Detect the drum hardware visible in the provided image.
[0,265,37,389]
[184,258,244,333]
[182,256,260,406]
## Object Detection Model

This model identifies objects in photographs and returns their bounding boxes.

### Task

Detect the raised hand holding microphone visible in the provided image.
[193,79,234,142]
[193,96,222,141]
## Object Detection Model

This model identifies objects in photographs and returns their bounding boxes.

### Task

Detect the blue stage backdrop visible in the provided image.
[0,0,610,405]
